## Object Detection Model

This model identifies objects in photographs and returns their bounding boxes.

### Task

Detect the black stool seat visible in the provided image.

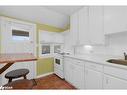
[5,69,29,83]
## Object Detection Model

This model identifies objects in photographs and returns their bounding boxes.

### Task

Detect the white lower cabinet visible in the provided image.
[85,68,103,89]
[72,64,85,89]
[64,58,85,89]
[64,57,127,89]
[103,74,127,89]
[64,62,73,85]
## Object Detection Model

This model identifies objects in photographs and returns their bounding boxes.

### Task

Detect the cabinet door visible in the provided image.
[73,64,85,89]
[104,74,127,89]
[39,31,53,43]
[63,30,73,54]
[53,33,64,43]
[89,6,104,45]
[104,6,127,34]
[78,7,89,45]
[64,58,85,89]
[70,12,79,46]
[85,68,103,89]
[64,58,73,84]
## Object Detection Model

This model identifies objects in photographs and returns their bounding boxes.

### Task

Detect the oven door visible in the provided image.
[54,58,63,71]
[54,58,64,78]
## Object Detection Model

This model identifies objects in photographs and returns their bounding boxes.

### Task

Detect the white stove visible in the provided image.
[54,53,69,79]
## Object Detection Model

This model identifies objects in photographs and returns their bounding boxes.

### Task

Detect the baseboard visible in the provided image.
[36,72,54,78]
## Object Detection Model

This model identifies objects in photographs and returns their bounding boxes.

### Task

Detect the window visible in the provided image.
[54,45,61,53]
[41,44,50,54]
[39,43,63,57]
[12,29,30,41]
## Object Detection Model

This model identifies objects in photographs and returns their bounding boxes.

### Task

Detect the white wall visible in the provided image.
[75,32,127,56]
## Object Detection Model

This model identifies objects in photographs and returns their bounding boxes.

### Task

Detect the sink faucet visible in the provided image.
[124,52,127,60]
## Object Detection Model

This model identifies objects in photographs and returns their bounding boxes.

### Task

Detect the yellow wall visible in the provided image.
[37,57,54,75]
[0,15,65,76]
[37,23,64,32]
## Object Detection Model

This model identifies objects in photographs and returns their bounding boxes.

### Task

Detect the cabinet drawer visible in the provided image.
[64,57,72,64]
[85,62,103,72]
[72,58,85,67]
[64,57,85,67]
[104,66,127,80]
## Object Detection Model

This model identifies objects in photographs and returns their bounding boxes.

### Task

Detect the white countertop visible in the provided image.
[64,54,127,70]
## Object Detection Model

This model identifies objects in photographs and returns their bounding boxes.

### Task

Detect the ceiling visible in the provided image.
[45,6,83,16]
[0,6,83,29]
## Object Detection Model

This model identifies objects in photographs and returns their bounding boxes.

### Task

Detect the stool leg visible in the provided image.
[8,78,12,83]
[23,75,27,79]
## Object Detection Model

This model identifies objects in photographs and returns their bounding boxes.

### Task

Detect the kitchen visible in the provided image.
[0,6,127,89]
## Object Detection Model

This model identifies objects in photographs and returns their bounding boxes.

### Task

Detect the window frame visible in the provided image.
[11,26,30,42]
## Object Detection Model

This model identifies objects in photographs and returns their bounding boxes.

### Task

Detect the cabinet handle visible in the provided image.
[106,77,109,84]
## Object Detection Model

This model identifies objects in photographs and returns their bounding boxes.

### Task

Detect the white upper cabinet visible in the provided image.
[70,6,127,45]
[70,12,79,46]
[78,7,90,45]
[39,30,64,44]
[89,6,105,45]
[70,6,105,45]
[104,6,127,34]
[52,33,64,44]
[39,31,53,43]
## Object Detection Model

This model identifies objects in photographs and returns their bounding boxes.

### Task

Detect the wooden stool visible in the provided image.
[3,79,37,89]
[5,69,29,83]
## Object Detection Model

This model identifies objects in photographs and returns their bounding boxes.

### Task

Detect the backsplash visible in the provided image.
[75,32,127,56]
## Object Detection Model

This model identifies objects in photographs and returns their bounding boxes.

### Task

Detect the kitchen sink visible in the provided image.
[107,59,127,66]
